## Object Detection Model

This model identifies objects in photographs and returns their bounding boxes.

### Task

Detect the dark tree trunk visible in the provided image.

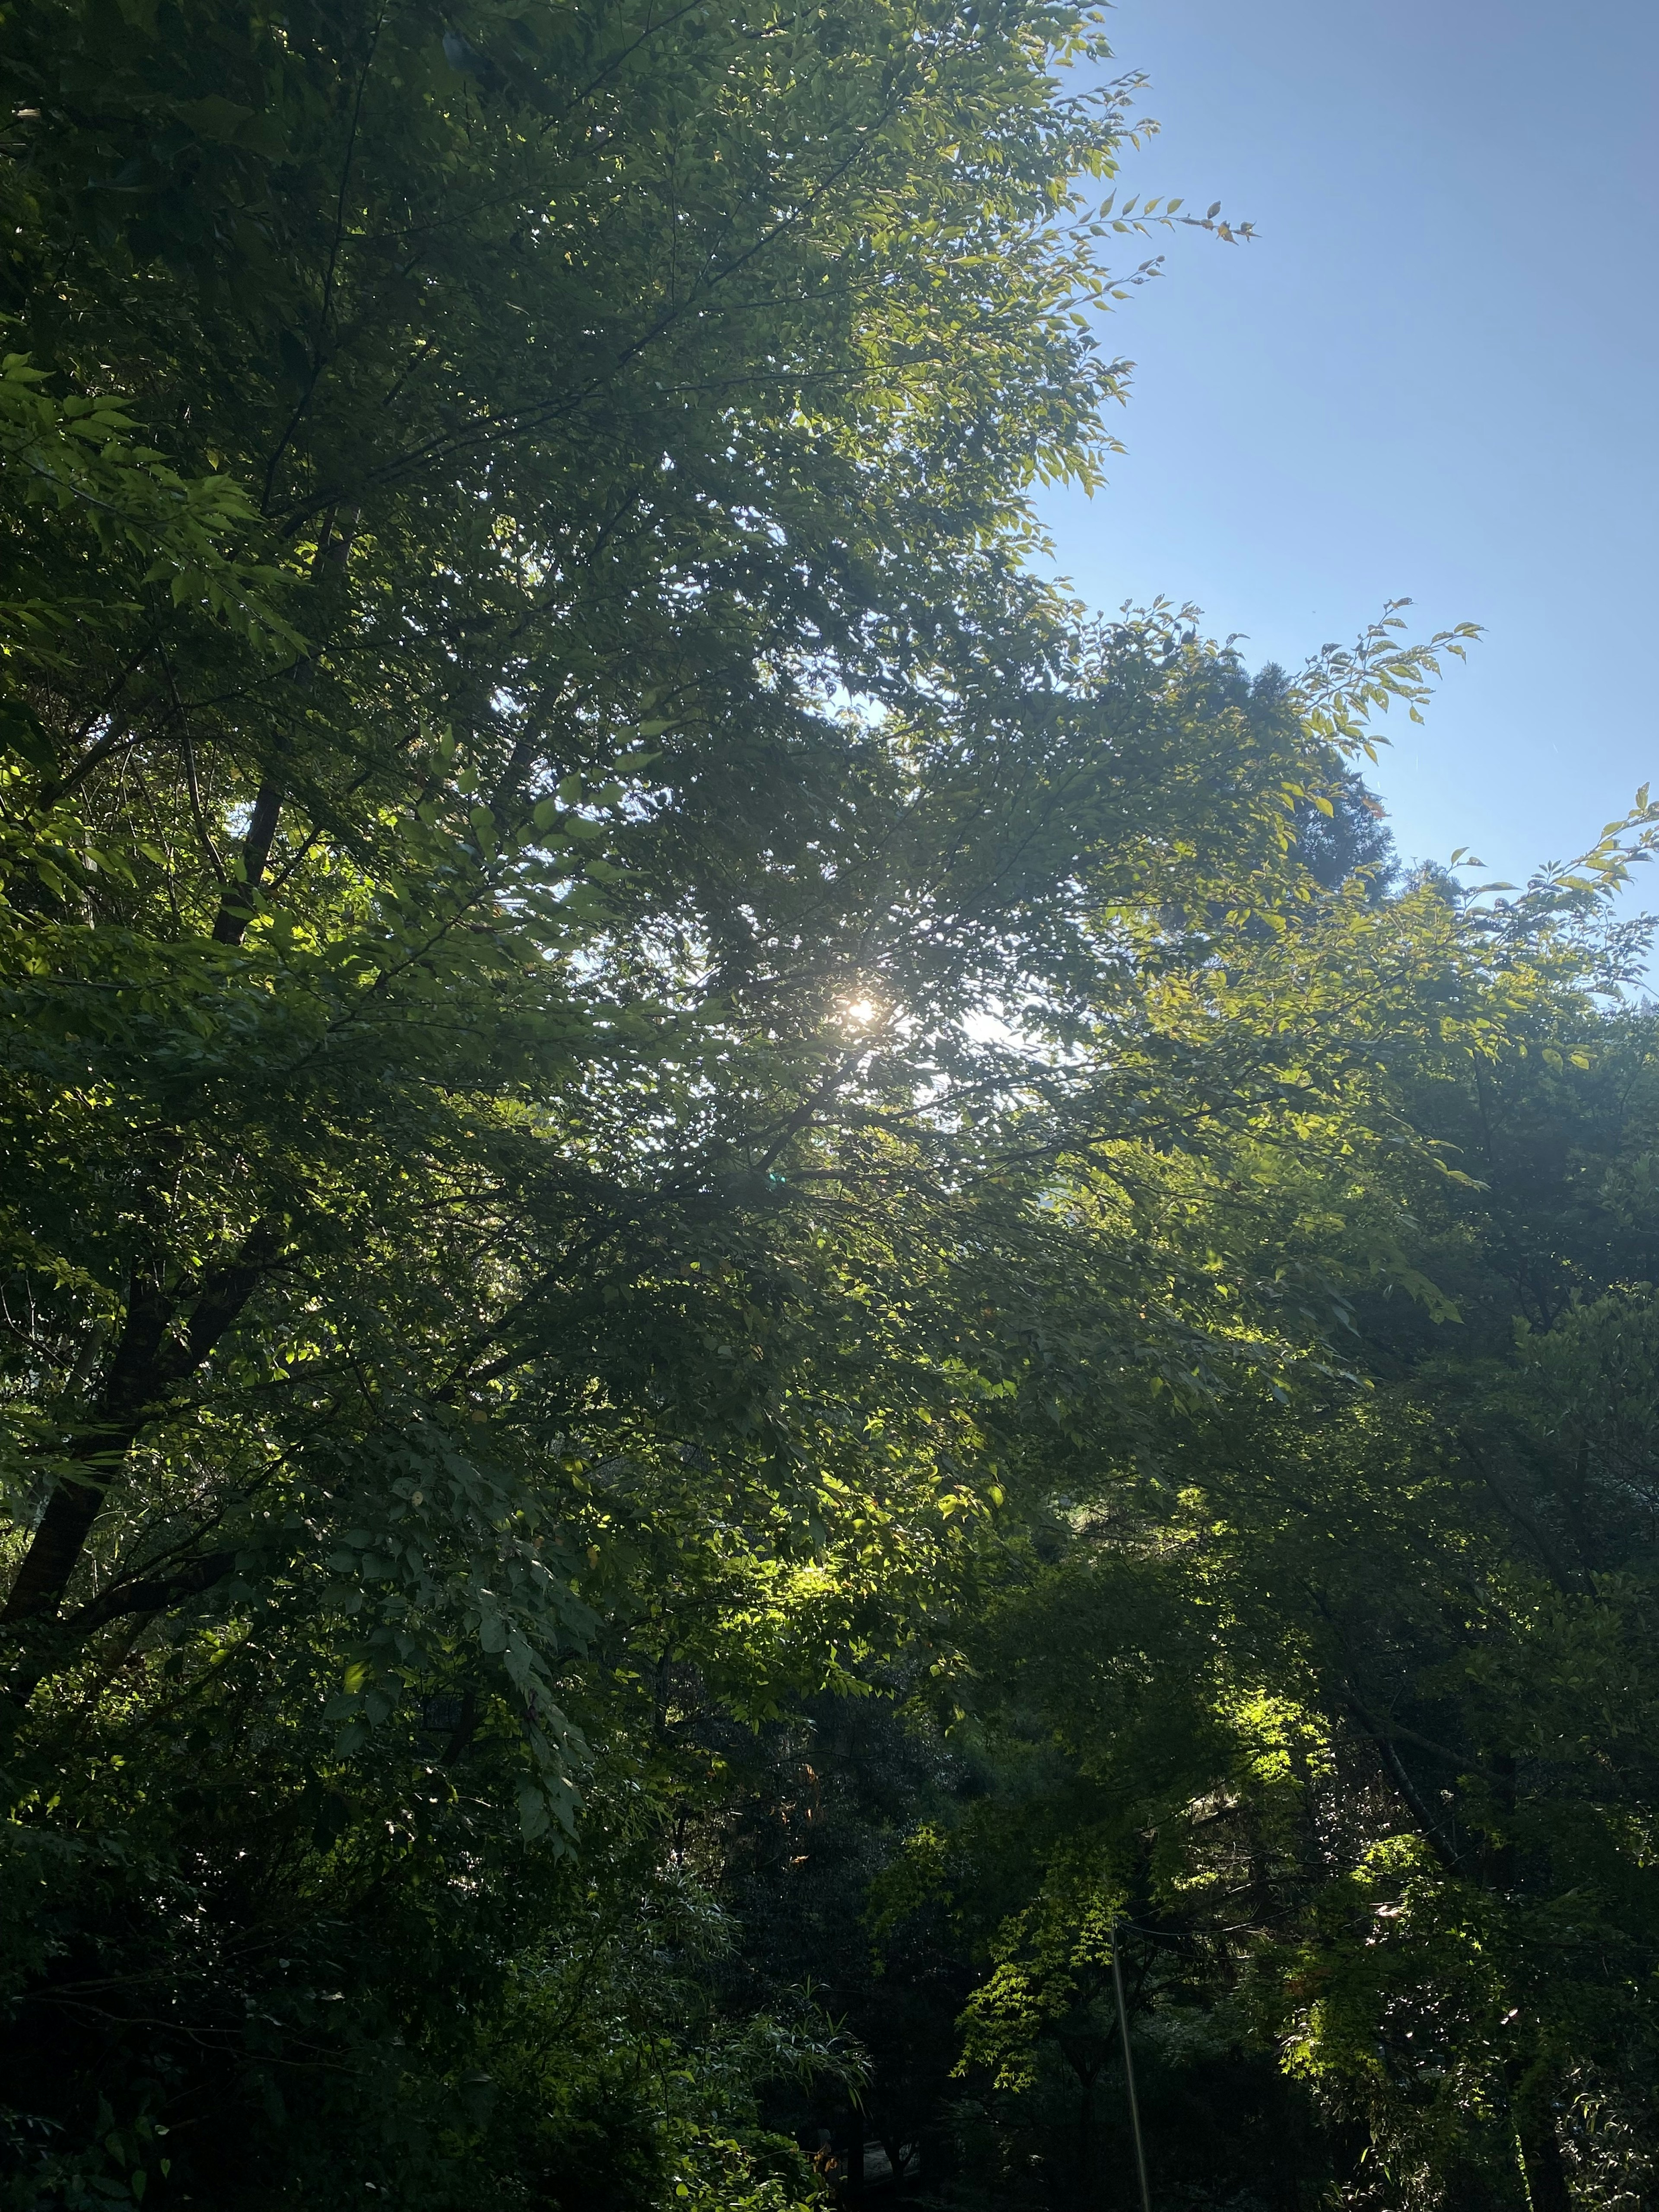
[1517,2110,1572,2212]
[2,1218,283,1698]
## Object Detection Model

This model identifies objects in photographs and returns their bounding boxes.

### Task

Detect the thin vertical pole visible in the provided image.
[1111,1920,1153,2212]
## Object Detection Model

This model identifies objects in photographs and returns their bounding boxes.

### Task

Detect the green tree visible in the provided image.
[917,854,1659,2211]
[8,6,1595,2210]
[0,3,1337,2203]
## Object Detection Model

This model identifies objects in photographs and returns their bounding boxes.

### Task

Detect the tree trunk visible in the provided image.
[2,1254,174,1623]
[2,1218,282,1696]
[1517,2109,1571,2212]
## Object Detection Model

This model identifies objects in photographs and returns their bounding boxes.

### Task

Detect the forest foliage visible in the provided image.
[3,4,1659,2209]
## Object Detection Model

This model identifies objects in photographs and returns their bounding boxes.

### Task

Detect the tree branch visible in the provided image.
[1,1215,285,1644]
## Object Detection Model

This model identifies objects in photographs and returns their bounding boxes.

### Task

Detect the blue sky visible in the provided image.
[1038,0,1659,900]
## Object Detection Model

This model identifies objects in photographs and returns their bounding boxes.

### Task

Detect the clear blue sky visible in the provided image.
[1038,0,1659,897]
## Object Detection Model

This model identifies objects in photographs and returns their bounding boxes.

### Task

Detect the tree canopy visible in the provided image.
[3,5,1658,2211]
